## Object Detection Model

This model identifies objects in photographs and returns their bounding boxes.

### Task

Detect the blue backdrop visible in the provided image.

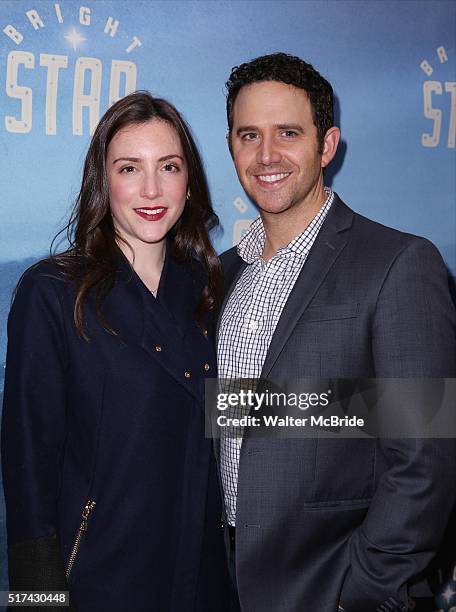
[1,0,455,607]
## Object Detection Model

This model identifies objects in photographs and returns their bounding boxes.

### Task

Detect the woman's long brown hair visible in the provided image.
[50,91,222,339]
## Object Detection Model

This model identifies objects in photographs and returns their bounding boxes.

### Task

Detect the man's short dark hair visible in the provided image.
[226,52,334,152]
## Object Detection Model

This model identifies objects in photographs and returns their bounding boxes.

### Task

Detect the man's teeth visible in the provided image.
[136,208,165,215]
[257,173,290,183]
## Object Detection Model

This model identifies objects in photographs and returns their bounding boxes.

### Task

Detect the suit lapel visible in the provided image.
[260,197,354,377]
[218,197,355,378]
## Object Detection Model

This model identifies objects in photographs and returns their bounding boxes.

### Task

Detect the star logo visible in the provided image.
[64,27,86,51]
[442,584,455,604]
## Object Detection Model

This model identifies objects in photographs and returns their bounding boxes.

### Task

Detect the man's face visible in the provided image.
[230,81,333,218]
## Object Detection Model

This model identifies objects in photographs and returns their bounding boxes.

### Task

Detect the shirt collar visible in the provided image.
[237,188,334,264]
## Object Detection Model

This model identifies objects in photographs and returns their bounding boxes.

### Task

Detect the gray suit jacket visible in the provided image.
[218,195,456,612]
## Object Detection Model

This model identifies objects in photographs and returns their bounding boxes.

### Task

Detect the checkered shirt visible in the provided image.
[218,189,334,525]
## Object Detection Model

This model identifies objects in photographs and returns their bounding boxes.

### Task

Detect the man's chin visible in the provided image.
[251,198,294,216]
[240,187,287,212]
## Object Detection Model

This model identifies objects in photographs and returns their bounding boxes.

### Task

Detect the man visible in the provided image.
[217,53,456,612]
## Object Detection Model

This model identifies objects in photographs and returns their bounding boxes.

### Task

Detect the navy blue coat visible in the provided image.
[2,252,229,612]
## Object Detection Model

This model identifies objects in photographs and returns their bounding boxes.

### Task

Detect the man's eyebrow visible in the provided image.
[235,124,304,136]
[112,154,184,164]
[276,124,304,133]
[236,126,258,136]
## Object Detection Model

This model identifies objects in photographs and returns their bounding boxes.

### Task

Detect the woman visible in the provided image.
[1,92,229,611]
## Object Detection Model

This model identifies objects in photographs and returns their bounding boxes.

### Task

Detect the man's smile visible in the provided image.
[253,172,292,188]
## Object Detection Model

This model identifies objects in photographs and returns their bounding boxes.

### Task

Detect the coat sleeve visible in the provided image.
[339,238,456,612]
[1,266,70,591]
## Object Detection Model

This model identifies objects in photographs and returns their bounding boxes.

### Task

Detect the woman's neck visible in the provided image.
[119,239,166,296]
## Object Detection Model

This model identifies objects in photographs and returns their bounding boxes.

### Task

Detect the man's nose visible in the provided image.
[256,135,282,165]
[140,171,161,199]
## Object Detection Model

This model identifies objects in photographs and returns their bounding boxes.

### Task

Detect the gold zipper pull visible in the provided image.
[66,500,96,579]
[82,500,96,521]
[79,501,96,532]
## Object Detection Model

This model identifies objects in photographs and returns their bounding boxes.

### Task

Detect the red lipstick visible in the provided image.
[134,206,167,221]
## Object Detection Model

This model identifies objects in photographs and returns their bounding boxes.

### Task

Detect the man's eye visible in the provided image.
[241,133,258,141]
[282,130,298,138]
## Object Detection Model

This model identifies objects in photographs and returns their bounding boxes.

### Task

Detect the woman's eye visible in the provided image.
[120,165,136,173]
[163,163,179,172]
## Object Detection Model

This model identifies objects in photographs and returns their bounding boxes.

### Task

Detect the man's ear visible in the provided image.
[226,131,233,158]
[321,127,340,168]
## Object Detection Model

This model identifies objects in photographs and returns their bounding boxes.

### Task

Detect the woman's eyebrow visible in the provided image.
[112,154,184,163]
[112,156,141,164]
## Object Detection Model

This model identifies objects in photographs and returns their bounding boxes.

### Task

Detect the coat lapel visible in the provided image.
[261,196,354,377]
[143,255,210,403]
[110,252,207,403]
[157,252,199,338]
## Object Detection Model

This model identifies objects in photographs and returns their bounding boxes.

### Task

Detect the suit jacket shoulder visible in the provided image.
[350,208,441,259]
[219,198,446,295]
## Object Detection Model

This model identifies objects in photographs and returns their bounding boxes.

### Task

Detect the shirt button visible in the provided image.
[204,363,210,371]
[203,329,208,337]
[155,345,162,352]
[248,320,258,331]
[184,371,191,379]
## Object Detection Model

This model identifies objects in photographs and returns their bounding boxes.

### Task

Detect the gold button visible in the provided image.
[184,371,191,378]
[155,345,162,352]
[204,363,210,371]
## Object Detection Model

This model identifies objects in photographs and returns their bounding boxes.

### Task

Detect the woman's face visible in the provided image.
[106,119,188,252]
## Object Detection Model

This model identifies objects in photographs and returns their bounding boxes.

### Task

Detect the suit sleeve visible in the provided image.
[339,238,456,612]
[1,268,69,591]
